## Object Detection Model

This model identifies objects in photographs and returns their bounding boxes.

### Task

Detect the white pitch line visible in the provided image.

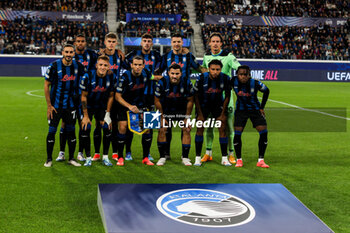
[266,98,350,121]
[26,90,44,98]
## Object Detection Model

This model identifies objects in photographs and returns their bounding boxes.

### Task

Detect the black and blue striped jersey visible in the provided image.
[158,51,200,79]
[231,77,269,111]
[74,49,98,71]
[193,72,231,109]
[125,50,161,74]
[116,69,154,108]
[45,59,85,109]
[79,70,115,110]
[155,75,194,113]
[107,52,125,82]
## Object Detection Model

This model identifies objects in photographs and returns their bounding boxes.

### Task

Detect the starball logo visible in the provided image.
[156,189,255,227]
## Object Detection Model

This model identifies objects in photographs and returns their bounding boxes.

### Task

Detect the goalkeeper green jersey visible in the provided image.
[202,49,240,77]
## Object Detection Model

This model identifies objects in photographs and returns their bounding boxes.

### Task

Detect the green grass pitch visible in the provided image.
[0,77,349,232]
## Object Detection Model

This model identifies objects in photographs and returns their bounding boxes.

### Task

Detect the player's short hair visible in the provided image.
[171,33,183,39]
[237,65,251,74]
[208,59,223,68]
[168,63,182,73]
[75,34,86,41]
[132,55,144,64]
[97,55,110,63]
[105,32,117,40]
[209,32,224,43]
[141,33,153,40]
[63,43,75,50]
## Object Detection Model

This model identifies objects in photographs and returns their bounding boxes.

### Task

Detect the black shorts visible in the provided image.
[234,110,267,128]
[116,106,128,122]
[88,108,106,123]
[111,100,120,122]
[48,108,77,128]
[197,106,224,120]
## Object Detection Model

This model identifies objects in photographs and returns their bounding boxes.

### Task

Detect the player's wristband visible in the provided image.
[104,112,112,125]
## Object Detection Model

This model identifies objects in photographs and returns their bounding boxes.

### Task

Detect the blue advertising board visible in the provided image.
[98,183,333,233]
[126,13,182,24]
[0,55,349,82]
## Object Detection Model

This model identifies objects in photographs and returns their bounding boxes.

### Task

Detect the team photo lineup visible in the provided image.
[43,32,270,168]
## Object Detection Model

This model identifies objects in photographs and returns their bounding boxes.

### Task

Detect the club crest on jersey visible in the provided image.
[156,189,255,227]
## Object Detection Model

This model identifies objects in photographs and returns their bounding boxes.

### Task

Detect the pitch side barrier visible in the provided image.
[0,55,349,82]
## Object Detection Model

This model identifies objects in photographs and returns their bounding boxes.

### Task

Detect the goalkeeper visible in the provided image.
[201,32,240,164]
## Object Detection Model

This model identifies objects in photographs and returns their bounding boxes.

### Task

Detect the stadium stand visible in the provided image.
[202,21,350,60]
[0,0,108,13]
[0,16,108,54]
[195,0,349,23]
[117,0,188,21]
[123,18,193,38]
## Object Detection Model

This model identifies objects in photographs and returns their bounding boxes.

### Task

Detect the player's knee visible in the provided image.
[49,126,57,134]
[65,124,75,132]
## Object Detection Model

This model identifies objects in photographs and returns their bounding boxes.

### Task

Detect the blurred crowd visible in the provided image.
[117,0,188,21]
[202,19,350,60]
[0,15,108,55]
[195,0,349,22]
[122,18,193,38]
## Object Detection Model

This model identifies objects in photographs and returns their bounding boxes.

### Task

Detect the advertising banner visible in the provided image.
[0,9,104,22]
[126,13,181,24]
[204,15,347,27]
[124,37,191,47]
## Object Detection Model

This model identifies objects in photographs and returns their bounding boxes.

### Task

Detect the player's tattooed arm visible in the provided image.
[81,91,91,130]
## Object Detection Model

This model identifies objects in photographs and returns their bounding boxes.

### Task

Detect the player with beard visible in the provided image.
[44,44,85,167]
[154,64,194,166]
[56,34,99,163]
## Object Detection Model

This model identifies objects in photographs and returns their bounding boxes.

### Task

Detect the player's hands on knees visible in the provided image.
[197,114,204,123]
[217,114,227,124]
[129,105,139,113]
[184,118,192,132]
[81,116,91,131]
[260,109,266,118]
[47,105,57,120]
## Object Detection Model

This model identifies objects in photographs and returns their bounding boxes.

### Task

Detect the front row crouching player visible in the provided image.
[44,44,86,167]
[154,63,194,166]
[193,60,231,166]
[231,65,270,168]
[115,55,155,166]
[80,55,115,166]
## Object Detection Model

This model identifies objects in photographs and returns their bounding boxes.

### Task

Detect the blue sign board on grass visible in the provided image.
[97,183,334,233]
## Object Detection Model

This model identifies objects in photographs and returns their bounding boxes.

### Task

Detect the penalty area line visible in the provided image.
[264,98,350,121]
[26,90,44,98]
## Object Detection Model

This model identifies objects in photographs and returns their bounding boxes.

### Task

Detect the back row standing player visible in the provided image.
[201,32,241,164]
[56,34,98,162]
[121,33,162,161]
[154,33,205,160]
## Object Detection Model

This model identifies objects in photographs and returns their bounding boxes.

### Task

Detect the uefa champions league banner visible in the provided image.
[126,13,182,25]
[0,55,349,82]
[204,15,347,27]
[0,9,104,22]
[124,37,191,47]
